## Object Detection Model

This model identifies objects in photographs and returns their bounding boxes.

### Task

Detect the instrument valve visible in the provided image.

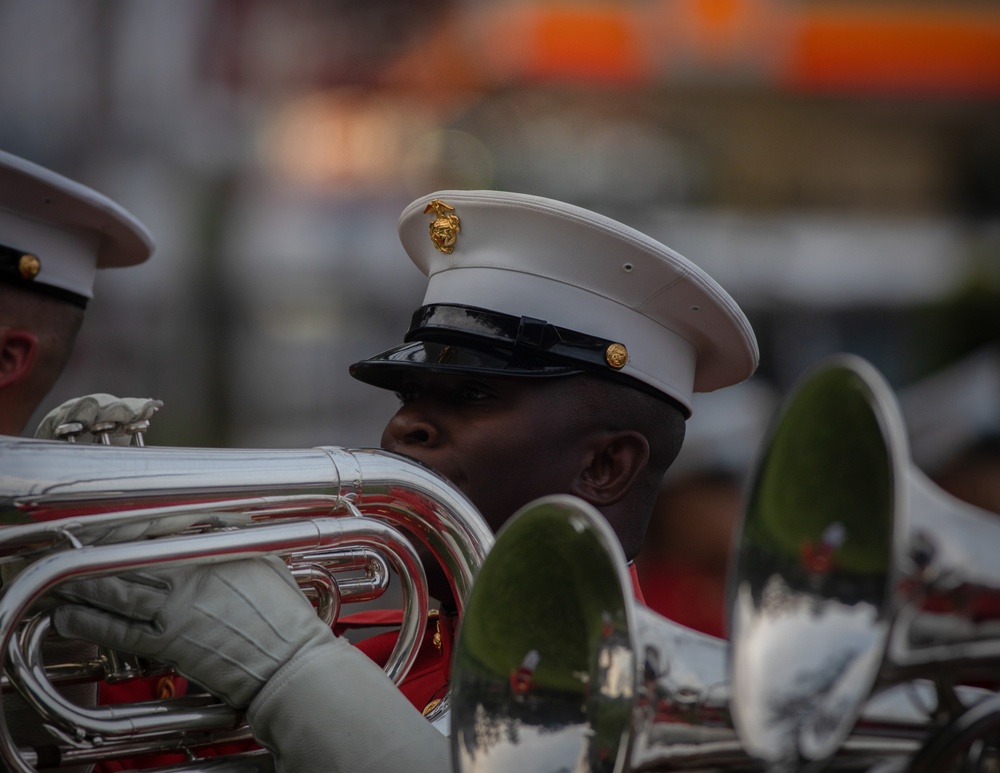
[124,419,151,447]
[90,421,117,445]
[54,422,84,442]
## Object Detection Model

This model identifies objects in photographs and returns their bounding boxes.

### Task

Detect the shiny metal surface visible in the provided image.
[449,494,987,773]
[451,495,636,773]
[1,517,424,773]
[7,519,424,750]
[0,437,494,770]
[20,747,275,772]
[729,354,1000,769]
[0,440,492,605]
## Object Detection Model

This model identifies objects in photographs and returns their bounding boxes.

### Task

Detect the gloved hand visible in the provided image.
[34,393,163,444]
[54,556,451,773]
[53,555,329,708]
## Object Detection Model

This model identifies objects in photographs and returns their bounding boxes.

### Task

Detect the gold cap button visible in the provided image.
[605,343,628,369]
[18,253,41,280]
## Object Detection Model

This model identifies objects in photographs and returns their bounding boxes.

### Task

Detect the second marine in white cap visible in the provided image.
[0,150,154,436]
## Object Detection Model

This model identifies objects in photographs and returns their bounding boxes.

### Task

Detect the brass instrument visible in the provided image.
[448,495,957,773]
[0,437,493,771]
[449,354,1000,772]
[729,354,1000,771]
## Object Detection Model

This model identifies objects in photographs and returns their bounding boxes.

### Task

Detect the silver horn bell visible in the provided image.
[729,354,1000,771]
[449,496,941,773]
[449,354,1000,773]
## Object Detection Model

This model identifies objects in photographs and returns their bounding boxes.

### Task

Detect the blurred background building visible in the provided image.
[3,0,999,465]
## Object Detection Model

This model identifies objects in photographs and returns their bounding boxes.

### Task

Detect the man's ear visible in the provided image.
[0,328,39,389]
[571,430,650,507]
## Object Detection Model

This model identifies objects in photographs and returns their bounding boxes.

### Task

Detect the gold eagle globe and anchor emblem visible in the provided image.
[424,199,461,254]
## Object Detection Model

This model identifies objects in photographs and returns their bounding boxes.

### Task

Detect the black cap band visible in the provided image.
[405,304,626,373]
[0,242,89,308]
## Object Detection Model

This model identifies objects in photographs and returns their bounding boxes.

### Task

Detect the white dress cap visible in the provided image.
[0,150,153,306]
[353,190,758,415]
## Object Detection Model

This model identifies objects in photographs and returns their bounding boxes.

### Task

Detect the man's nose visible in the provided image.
[380,402,442,450]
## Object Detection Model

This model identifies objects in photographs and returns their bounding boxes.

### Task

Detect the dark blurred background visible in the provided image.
[3,0,998,464]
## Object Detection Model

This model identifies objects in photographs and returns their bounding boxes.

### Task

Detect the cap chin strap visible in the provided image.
[405,304,625,373]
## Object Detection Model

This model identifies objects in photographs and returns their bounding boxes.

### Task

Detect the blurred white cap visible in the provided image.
[0,150,153,307]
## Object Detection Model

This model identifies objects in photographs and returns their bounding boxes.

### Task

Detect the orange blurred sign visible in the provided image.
[418,0,1000,97]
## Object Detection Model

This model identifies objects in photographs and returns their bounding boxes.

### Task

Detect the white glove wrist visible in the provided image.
[248,636,449,773]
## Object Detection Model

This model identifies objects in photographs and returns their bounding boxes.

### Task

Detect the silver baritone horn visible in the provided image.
[449,495,945,773]
[450,494,747,773]
[729,354,1000,772]
[449,354,1000,773]
[0,439,493,772]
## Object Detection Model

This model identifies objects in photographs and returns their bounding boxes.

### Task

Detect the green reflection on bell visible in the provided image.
[452,495,634,773]
[743,361,895,600]
[728,354,912,767]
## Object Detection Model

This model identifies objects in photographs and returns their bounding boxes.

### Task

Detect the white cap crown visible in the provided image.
[0,150,153,305]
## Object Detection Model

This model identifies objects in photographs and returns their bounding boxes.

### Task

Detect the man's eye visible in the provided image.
[458,385,491,401]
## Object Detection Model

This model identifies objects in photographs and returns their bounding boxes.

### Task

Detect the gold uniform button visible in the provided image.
[422,698,442,717]
[156,676,176,700]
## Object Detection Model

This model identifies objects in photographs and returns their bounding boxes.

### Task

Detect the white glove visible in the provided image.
[34,393,162,444]
[52,556,328,708]
[53,557,450,773]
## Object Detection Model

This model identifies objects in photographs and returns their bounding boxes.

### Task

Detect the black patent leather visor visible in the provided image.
[348,303,635,391]
[348,339,581,392]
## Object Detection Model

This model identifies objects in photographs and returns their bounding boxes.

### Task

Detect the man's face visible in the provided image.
[380,371,593,534]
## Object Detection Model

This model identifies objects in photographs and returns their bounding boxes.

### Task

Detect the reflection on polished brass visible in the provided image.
[729,354,1000,771]
[425,198,461,254]
[729,355,901,767]
[604,343,628,369]
[451,492,934,773]
[451,356,1000,773]
[451,496,634,773]
[17,253,40,280]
